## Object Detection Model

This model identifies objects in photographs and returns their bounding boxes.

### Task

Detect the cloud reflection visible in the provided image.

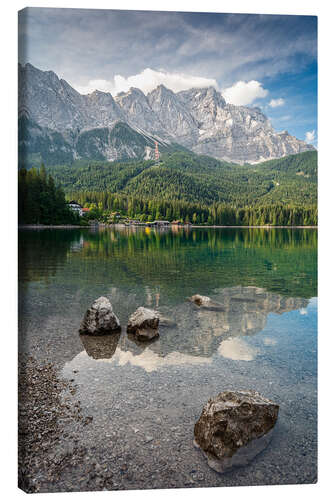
[74,348,212,373]
[218,337,259,361]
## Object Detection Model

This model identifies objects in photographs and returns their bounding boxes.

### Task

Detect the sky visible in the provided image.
[18,8,317,145]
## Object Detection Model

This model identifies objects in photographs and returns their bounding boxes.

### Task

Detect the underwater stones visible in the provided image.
[189,294,225,311]
[194,390,279,473]
[127,307,159,340]
[79,297,121,335]
[156,313,177,327]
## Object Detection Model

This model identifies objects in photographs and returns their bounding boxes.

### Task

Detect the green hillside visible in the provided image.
[46,150,317,208]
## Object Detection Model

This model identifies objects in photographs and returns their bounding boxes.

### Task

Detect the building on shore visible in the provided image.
[67,201,83,217]
[127,220,142,225]
[151,220,170,227]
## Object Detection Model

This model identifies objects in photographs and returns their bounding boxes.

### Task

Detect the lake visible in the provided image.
[18,227,317,490]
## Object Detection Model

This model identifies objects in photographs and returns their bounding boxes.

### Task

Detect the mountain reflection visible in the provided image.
[19,227,316,372]
[78,286,309,370]
[19,227,317,298]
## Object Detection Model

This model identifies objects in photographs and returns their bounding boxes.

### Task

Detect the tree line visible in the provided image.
[68,190,317,226]
[18,166,80,225]
[18,161,317,226]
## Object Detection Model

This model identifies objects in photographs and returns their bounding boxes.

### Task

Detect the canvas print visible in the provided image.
[18,8,317,493]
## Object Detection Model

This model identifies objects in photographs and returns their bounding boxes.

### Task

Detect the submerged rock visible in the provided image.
[79,297,121,335]
[194,390,279,473]
[189,294,225,311]
[127,307,159,340]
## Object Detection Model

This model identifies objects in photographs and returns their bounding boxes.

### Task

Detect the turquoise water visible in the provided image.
[18,227,317,489]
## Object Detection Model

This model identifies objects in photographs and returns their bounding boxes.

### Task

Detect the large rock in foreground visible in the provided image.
[194,390,279,473]
[127,307,159,340]
[189,294,225,311]
[79,297,121,335]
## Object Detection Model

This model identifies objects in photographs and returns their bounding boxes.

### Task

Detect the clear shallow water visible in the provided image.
[18,227,317,489]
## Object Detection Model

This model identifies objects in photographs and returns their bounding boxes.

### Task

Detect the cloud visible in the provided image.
[76,79,110,94]
[269,98,285,108]
[305,130,316,143]
[19,10,317,92]
[74,68,218,96]
[222,80,268,106]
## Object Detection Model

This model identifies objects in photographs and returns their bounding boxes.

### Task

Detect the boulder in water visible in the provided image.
[127,307,159,340]
[189,294,225,311]
[194,390,279,473]
[79,297,121,335]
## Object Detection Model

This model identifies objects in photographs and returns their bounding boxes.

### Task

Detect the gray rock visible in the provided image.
[176,87,313,163]
[19,63,124,131]
[147,84,199,147]
[114,87,166,137]
[19,63,314,164]
[188,294,225,311]
[127,307,159,340]
[194,390,279,473]
[79,297,121,335]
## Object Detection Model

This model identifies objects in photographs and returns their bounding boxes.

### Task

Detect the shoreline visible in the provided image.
[18,355,109,493]
[18,224,318,229]
[183,225,318,229]
[18,224,90,229]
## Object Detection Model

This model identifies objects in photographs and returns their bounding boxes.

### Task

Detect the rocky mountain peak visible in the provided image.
[86,89,116,105]
[147,84,178,104]
[89,89,109,96]
[147,83,199,146]
[115,86,165,134]
[178,86,226,106]
[129,87,146,96]
[115,87,147,103]
[18,63,315,164]
[154,83,172,92]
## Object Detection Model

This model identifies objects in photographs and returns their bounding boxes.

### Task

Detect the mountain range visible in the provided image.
[18,63,314,166]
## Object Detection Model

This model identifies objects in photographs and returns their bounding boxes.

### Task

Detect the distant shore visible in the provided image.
[18,224,90,229]
[19,224,318,229]
[188,225,318,229]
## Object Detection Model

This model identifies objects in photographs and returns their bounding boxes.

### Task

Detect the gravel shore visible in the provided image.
[18,356,114,493]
